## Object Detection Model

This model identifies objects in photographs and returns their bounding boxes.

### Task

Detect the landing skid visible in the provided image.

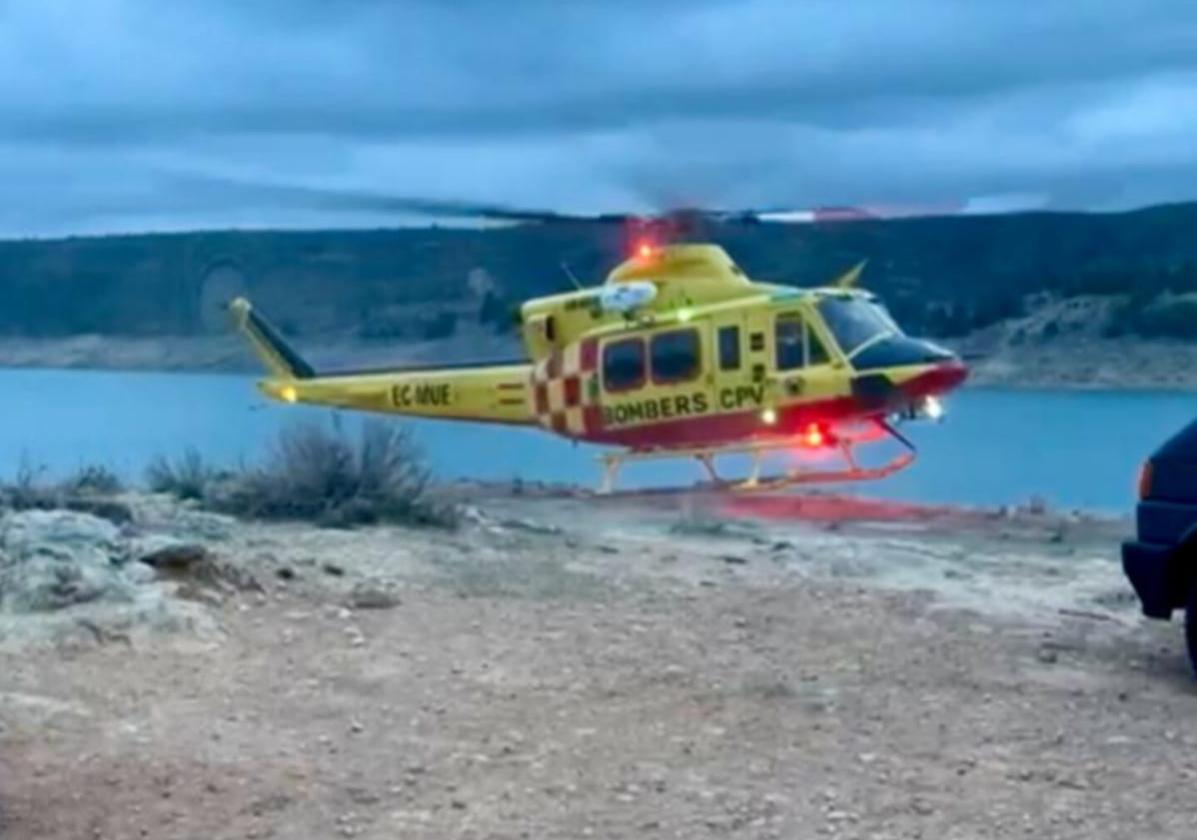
[596,420,916,494]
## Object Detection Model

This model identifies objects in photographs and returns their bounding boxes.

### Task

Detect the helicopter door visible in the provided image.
[645,326,707,423]
[770,311,841,406]
[599,328,707,431]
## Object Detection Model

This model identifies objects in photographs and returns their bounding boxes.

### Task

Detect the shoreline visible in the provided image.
[2,333,1197,392]
[5,362,1196,397]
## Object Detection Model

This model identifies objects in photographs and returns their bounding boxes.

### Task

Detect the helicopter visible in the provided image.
[228,200,967,493]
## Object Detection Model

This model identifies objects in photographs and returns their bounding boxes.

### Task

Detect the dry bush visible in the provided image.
[208,420,457,529]
[0,459,125,515]
[63,464,124,496]
[145,448,217,500]
[0,457,59,511]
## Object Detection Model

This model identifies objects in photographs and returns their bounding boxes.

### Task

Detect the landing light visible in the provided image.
[677,307,693,323]
[923,395,944,421]
[280,385,298,404]
[761,408,777,425]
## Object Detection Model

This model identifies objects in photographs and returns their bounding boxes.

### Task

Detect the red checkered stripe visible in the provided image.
[530,338,602,436]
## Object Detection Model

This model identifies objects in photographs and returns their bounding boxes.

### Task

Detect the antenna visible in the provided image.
[560,262,583,290]
[834,259,869,289]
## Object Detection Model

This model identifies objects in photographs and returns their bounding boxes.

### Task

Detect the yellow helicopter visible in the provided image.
[229,203,967,492]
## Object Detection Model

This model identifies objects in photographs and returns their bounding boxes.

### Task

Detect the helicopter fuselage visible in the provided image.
[233,243,966,460]
[523,285,964,450]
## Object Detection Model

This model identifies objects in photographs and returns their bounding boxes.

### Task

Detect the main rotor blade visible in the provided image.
[169,173,640,224]
[167,172,821,227]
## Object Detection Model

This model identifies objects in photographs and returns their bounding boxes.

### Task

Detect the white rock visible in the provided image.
[1,510,119,554]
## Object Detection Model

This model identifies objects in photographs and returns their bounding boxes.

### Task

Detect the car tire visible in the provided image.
[1186,582,1197,678]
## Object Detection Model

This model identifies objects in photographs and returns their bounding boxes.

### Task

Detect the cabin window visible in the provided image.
[602,338,646,392]
[650,329,701,384]
[718,325,741,371]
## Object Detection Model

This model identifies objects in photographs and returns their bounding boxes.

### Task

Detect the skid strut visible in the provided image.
[595,420,916,495]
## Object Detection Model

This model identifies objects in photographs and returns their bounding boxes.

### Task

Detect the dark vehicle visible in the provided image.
[1123,418,1197,675]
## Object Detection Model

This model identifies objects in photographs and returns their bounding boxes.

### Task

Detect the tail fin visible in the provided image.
[228,297,316,380]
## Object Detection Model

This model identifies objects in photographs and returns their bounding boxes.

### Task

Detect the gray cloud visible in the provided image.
[3,0,1197,235]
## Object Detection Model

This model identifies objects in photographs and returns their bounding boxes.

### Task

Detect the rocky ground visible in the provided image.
[1,487,1196,839]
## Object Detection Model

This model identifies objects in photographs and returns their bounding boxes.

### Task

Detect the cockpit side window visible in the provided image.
[807,323,830,365]
[777,313,833,370]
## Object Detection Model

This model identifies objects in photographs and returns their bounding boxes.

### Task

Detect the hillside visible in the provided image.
[3,203,1197,384]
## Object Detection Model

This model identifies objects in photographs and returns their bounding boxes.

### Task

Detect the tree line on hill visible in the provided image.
[1,201,1196,341]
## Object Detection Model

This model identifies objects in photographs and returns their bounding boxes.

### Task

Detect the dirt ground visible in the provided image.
[2,489,1196,840]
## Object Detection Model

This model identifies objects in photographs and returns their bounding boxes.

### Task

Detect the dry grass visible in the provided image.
[1,456,57,511]
[148,420,457,529]
[145,448,216,501]
[62,464,124,496]
[0,459,126,516]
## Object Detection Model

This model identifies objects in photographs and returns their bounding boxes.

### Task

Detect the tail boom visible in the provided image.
[230,297,534,425]
[258,364,534,425]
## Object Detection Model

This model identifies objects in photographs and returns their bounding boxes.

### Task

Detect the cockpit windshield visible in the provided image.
[815,297,900,355]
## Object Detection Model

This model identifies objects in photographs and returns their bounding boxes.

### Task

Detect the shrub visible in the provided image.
[210,420,456,529]
[64,464,124,496]
[0,459,124,512]
[1,456,58,511]
[146,448,217,500]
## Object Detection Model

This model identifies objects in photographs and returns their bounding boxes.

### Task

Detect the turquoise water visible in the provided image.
[2,367,1195,513]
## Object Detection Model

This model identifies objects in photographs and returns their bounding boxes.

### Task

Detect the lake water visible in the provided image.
[2,367,1195,513]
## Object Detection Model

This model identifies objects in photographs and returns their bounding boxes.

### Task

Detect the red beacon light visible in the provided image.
[635,240,656,260]
[799,422,832,449]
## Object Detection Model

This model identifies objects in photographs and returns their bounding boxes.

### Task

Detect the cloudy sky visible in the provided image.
[3,0,1197,236]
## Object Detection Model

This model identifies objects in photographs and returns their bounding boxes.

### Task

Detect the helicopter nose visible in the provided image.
[848,335,968,401]
[908,343,969,398]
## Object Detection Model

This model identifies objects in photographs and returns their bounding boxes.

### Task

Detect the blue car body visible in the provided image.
[1123,419,1197,671]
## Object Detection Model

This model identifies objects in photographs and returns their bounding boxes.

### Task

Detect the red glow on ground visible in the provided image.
[715,493,987,524]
